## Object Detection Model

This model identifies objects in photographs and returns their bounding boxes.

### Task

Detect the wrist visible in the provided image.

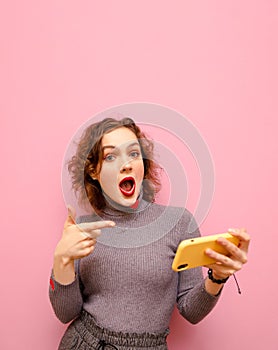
[52,255,75,285]
[54,252,73,269]
[208,269,229,284]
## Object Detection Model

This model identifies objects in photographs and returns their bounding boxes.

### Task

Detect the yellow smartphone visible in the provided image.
[172,233,240,271]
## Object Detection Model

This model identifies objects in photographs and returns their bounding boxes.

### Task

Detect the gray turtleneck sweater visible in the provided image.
[49,199,220,333]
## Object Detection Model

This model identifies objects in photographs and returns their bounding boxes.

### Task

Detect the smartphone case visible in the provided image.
[172,233,240,271]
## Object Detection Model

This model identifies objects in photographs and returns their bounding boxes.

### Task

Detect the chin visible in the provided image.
[116,189,140,207]
[118,196,137,207]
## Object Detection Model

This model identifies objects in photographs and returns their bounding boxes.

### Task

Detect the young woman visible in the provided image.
[49,117,250,350]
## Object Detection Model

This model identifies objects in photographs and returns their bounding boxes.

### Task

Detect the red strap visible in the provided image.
[50,277,55,291]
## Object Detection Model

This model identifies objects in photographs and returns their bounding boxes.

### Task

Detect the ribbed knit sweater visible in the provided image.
[49,198,221,333]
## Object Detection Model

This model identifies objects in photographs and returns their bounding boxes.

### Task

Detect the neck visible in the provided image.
[102,189,151,216]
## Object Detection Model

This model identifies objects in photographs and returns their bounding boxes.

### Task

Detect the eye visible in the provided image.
[130,150,141,158]
[103,154,116,162]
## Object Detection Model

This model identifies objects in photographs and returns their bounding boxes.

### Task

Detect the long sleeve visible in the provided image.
[49,261,83,324]
[175,213,221,324]
[48,202,223,332]
[176,266,221,324]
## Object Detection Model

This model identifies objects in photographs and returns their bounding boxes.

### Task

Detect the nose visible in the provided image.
[120,160,133,173]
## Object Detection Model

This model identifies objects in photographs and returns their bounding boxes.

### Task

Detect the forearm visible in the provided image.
[204,276,224,296]
[49,257,83,323]
[177,278,221,324]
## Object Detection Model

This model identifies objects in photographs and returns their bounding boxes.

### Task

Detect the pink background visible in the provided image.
[1,1,277,349]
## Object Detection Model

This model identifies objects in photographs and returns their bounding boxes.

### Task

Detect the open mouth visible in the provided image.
[119,177,136,197]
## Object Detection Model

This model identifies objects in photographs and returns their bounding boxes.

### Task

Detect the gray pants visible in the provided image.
[59,310,169,350]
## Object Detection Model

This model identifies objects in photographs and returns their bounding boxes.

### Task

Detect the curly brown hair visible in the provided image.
[68,117,161,212]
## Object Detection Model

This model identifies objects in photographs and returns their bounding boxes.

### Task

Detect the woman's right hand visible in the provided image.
[53,206,115,285]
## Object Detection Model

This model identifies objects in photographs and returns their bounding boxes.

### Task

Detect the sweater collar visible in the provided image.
[101,189,151,217]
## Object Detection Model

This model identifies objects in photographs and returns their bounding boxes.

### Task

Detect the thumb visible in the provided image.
[65,204,76,226]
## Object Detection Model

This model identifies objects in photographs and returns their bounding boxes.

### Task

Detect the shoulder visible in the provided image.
[150,201,195,220]
[148,202,199,237]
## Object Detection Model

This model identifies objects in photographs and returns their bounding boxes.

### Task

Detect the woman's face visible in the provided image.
[94,127,144,207]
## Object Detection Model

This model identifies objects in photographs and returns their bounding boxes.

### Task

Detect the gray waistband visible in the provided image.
[79,310,169,348]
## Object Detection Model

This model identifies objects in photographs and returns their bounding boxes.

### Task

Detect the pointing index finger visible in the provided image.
[78,220,115,232]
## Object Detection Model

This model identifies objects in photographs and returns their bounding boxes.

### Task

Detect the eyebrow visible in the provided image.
[102,141,140,152]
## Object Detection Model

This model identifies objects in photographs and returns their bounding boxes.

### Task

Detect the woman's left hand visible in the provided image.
[205,228,250,279]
